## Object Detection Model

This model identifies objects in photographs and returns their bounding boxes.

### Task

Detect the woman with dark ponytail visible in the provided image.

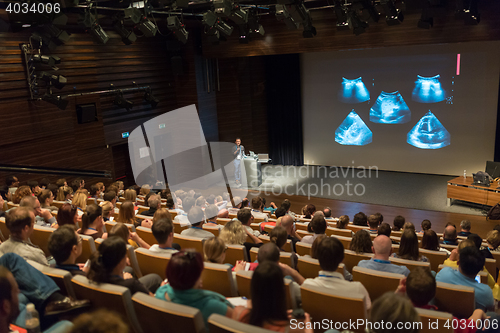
[78,204,106,240]
[87,237,161,295]
[269,226,297,269]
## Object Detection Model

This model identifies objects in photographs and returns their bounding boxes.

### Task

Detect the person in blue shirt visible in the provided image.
[436,245,495,311]
[357,235,410,276]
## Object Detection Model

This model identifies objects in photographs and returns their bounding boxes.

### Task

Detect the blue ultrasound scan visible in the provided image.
[335,110,373,146]
[407,111,450,149]
[412,75,446,103]
[369,91,411,124]
[338,77,370,103]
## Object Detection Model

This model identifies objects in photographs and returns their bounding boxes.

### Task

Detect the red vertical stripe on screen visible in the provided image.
[456,54,460,75]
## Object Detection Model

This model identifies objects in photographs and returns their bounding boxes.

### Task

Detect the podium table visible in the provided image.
[242,157,263,188]
[447,176,500,206]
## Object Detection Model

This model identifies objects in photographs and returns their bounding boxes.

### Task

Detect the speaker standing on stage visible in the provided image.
[233,138,244,187]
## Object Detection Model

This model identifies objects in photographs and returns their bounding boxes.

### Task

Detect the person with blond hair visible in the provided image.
[100,201,114,222]
[220,220,247,245]
[117,201,139,227]
[38,189,58,211]
[56,185,73,202]
[72,192,87,212]
[204,237,227,264]
[123,189,137,205]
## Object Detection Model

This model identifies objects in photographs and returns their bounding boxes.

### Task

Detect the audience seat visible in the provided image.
[228,213,237,220]
[71,275,143,333]
[439,243,459,252]
[51,201,66,209]
[352,266,404,302]
[257,235,292,253]
[168,210,178,220]
[76,235,97,263]
[27,259,76,299]
[296,256,345,279]
[250,223,261,232]
[389,256,431,272]
[263,225,275,234]
[300,284,367,333]
[346,224,370,233]
[136,205,149,215]
[202,225,220,237]
[173,233,205,254]
[132,293,205,333]
[201,262,237,297]
[30,225,54,256]
[418,248,448,272]
[435,281,475,319]
[253,217,265,224]
[0,217,10,241]
[484,258,497,281]
[490,251,500,278]
[326,227,353,238]
[224,244,248,266]
[135,226,157,247]
[296,230,313,238]
[135,248,171,279]
[6,202,18,210]
[173,221,190,234]
[249,248,293,266]
[343,250,373,273]
[416,307,453,333]
[332,235,351,250]
[208,313,276,333]
[216,218,231,226]
[135,214,150,221]
[235,270,296,309]
[86,197,97,206]
[127,244,142,278]
[105,221,136,232]
[391,230,403,237]
[295,242,311,256]
[295,222,309,231]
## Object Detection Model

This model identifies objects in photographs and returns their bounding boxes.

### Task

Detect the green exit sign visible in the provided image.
[159,123,165,129]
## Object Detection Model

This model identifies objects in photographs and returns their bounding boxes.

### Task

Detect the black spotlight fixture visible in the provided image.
[138,16,158,37]
[114,18,137,45]
[42,93,69,110]
[43,25,71,45]
[203,11,234,36]
[248,8,265,36]
[334,0,350,30]
[144,88,159,108]
[456,0,480,25]
[83,11,109,44]
[167,16,189,44]
[348,10,368,35]
[380,0,404,25]
[114,91,133,111]
[38,72,67,90]
[32,54,61,67]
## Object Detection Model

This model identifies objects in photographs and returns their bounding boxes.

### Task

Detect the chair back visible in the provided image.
[173,221,190,234]
[485,258,497,281]
[201,262,237,297]
[418,248,448,272]
[295,222,309,231]
[389,256,431,272]
[332,235,351,250]
[346,224,370,233]
[435,281,475,319]
[202,225,220,237]
[343,250,373,273]
[30,225,54,256]
[439,243,458,252]
[258,235,292,252]
[296,256,344,279]
[296,230,313,238]
[71,275,143,333]
[76,235,97,263]
[326,227,353,238]
[127,244,142,278]
[86,197,97,206]
[27,260,76,299]
[51,201,66,209]
[248,248,294,266]
[173,233,205,254]
[168,210,178,220]
[216,218,231,226]
[295,241,312,256]
[6,202,19,210]
[352,266,404,302]
[224,244,248,266]
[263,225,274,234]
[416,308,454,333]
[132,293,205,333]
[300,284,367,333]
[135,248,172,279]
[208,313,276,333]
[105,221,136,233]
[137,205,149,214]
[136,226,157,247]
[489,251,500,276]
[0,217,10,240]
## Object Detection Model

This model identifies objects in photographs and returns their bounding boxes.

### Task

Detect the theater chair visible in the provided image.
[201,262,238,297]
[71,275,143,333]
[105,221,136,232]
[51,200,66,209]
[0,217,10,240]
[173,233,204,254]
[484,258,497,280]
[224,244,248,266]
[295,222,309,231]
[418,248,448,272]
[136,205,149,215]
[343,250,373,273]
[135,226,157,247]
[249,248,294,267]
[216,218,231,226]
[352,266,404,302]
[295,242,311,256]
[416,308,454,333]
[296,256,345,279]
[135,248,171,279]
[208,313,276,333]
[346,224,369,233]
[258,235,293,253]
[133,293,205,333]
[389,256,431,272]
[300,285,367,333]
[202,225,220,237]
[168,210,178,220]
[173,222,190,234]
[76,235,97,263]
[326,227,353,238]
[30,225,54,256]
[332,235,351,250]
[435,281,475,319]
[28,260,76,299]
[235,270,296,309]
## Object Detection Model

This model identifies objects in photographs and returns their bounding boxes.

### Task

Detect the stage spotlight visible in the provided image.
[32,54,61,67]
[302,21,316,38]
[83,11,109,44]
[348,10,368,35]
[214,0,233,17]
[114,92,133,111]
[167,16,189,44]
[380,0,404,25]
[275,5,299,30]
[334,1,350,30]
[230,7,249,25]
[358,0,380,23]
[42,94,69,110]
[114,20,137,45]
[124,8,143,24]
[456,0,480,25]
[248,10,265,36]
[144,88,159,108]
[38,72,67,89]
[203,11,234,36]
[44,25,71,45]
[138,17,158,37]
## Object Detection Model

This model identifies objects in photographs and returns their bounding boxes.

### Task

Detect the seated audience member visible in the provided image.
[279,215,302,252]
[27,180,41,196]
[421,230,449,254]
[349,230,373,254]
[204,237,227,264]
[420,219,431,233]
[436,246,495,311]
[139,185,150,196]
[336,215,348,229]
[123,189,137,205]
[195,196,206,208]
[303,204,316,219]
[301,215,327,244]
[78,204,106,240]
[12,186,32,205]
[69,309,127,333]
[0,208,49,265]
[103,191,117,208]
[440,225,459,246]
[55,178,67,188]
[234,261,313,333]
[204,204,221,228]
[263,199,277,214]
[109,223,150,249]
[220,220,249,245]
[402,222,415,233]
[468,234,494,260]
[391,230,428,262]
[71,192,87,212]
[155,251,238,328]
[47,184,59,199]
[377,222,391,237]
[165,195,176,210]
[443,239,496,290]
[88,237,161,295]
[56,203,80,227]
[482,230,500,253]
[323,207,334,220]
[250,197,269,222]
[393,215,405,232]
[117,201,141,227]
[19,195,55,227]
[174,197,196,226]
[310,234,327,259]
[89,184,100,201]
[302,237,371,309]
[71,178,85,193]
[100,201,114,222]
[48,225,87,276]
[217,208,229,219]
[150,218,178,254]
[367,214,379,234]
[39,178,50,189]
[358,235,410,276]
[141,208,172,229]
[280,199,296,219]
[270,226,297,269]
[458,219,472,237]
[38,189,58,211]
[180,207,214,239]
[352,211,368,226]
[95,182,105,196]
[373,212,383,224]
[56,185,73,202]
[260,207,287,232]
[237,208,261,238]
[6,175,19,193]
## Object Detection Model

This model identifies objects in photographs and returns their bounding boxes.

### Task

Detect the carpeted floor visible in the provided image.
[253,165,489,216]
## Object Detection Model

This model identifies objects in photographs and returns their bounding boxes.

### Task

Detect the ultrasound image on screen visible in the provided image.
[369,91,411,124]
[412,75,446,103]
[335,110,372,146]
[407,111,450,149]
[338,77,370,103]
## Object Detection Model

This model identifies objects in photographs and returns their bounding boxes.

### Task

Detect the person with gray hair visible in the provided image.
[141,194,161,217]
[19,195,55,227]
[204,204,223,231]
[174,196,196,226]
[458,219,472,237]
[180,207,214,239]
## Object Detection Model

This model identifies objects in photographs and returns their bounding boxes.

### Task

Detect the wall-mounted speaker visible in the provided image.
[76,103,97,124]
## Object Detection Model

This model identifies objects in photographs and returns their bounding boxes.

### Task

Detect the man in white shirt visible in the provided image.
[180,207,214,239]
[149,218,179,254]
[301,214,327,244]
[237,208,263,242]
[174,197,195,227]
[250,197,268,222]
[232,138,244,186]
[204,205,223,230]
[323,207,334,220]
[302,237,372,309]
